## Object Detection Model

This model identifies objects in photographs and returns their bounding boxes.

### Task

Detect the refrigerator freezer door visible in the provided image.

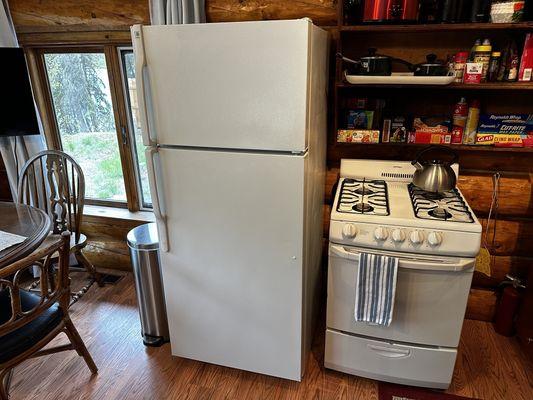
[132,20,311,151]
[156,147,306,380]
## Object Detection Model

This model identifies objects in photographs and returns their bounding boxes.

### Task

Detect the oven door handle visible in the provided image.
[329,245,474,272]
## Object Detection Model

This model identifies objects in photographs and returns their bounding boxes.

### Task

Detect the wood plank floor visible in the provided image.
[9,274,533,400]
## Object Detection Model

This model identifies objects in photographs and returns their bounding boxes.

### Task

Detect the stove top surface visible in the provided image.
[331,177,481,233]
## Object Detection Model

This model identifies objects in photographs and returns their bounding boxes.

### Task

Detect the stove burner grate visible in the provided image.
[336,178,389,216]
[408,184,474,223]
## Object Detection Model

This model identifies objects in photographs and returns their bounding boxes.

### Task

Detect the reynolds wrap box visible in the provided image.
[477,114,533,135]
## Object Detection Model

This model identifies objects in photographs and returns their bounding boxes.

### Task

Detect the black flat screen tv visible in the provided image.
[0,47,40,136]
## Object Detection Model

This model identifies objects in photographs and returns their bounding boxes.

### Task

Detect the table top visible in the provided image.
[0,201,51,269]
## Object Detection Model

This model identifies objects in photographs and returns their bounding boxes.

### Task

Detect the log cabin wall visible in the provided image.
[8,0,532,320]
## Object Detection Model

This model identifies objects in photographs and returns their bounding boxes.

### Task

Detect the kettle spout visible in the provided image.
[411,160,423,170]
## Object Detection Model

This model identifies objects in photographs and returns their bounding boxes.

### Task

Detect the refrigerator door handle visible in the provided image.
[131,25,155,147]
[146,147,169,252]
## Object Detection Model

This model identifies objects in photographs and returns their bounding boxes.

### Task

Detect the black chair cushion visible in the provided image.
[0,289,63,364]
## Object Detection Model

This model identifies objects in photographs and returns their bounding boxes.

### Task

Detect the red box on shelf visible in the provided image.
[410,131,452,144]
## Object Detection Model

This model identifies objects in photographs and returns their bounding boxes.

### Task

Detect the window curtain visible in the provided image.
[150,0,206,25]
[0,0,46,201]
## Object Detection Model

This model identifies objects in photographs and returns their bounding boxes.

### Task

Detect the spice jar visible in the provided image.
[473,38,492,82]
[453,51,468,83]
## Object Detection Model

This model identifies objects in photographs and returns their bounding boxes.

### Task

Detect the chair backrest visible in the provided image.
[17,150,85,243]
[0,231,71,338]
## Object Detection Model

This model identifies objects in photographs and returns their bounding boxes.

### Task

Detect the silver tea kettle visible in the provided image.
[411,145,458,193]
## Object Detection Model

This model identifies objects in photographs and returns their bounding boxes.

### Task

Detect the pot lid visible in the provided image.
[363,47,389,60]
[418,54,444,67]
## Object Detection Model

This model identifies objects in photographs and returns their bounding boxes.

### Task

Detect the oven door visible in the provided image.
[326,244,474,348]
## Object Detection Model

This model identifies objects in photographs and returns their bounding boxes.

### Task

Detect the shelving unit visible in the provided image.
[331,5,533,170]
[339,21,533,33]
[337,82,533,90]
[334,142,533,153]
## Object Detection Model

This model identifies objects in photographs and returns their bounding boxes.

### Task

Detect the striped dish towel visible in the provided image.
[355,252,399,327]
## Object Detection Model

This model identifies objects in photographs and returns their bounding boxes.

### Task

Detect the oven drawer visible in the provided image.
[326,244,474,347]
[325,329,456,389]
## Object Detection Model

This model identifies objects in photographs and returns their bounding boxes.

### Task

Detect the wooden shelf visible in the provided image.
[336,82,533,90]
[334,142,533,153]
[339,21,533,33]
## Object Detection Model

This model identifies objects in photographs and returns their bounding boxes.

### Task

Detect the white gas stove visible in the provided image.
[325,159,482,389]
[330,159,482,257]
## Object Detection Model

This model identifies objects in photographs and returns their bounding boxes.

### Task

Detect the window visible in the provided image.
[35,45,151,211]
[120,49,151,207]
[44,52,126,203]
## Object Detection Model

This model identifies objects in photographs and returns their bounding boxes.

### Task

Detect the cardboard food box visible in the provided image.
[463,62,483,84]
[388,117,409,142]
[409,117,451,144]
[410,131,452,144]
[337,130,380,143]
[519,33,533,82]
[347,110,374,129]
[475,133,533,147]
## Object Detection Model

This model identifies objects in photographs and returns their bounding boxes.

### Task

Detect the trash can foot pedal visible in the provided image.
[143,334,168,347]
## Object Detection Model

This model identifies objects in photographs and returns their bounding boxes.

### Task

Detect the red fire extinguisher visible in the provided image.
[494,275,526,337]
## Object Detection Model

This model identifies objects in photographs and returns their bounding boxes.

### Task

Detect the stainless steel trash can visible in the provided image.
[127,223,170,346]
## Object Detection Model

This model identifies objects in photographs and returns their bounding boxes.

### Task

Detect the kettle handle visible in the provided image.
[412,145,459,166]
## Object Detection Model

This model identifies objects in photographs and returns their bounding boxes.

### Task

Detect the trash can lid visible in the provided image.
[127,223,159,250]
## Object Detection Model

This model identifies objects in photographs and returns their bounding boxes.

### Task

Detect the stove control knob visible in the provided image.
[391,229,405,243]
[428,232,443,247]
[342,224,357,239]
[409,230,424,245]
[374,227,388,241]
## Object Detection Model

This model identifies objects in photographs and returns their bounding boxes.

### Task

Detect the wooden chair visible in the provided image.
[0,231,97,400]
[17,150,104,302]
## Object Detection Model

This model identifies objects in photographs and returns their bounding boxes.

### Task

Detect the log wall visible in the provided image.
[8,0,532,320]
[9,0,337,32]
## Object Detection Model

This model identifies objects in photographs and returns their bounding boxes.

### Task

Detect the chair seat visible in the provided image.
[37,232,87,255]
[0,289,63,364]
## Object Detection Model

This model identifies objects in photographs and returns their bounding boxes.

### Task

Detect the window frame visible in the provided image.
[117,46,152,210]
[27,44,143,211]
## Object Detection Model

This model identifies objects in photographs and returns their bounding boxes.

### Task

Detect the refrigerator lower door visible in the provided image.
[156,147,306,381]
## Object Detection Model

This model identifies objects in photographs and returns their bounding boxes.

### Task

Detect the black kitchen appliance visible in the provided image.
[0,48,40,137]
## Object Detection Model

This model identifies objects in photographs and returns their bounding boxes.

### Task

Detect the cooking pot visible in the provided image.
[413,54,449,76]
[411,145,458,193]
[337,48,412,76]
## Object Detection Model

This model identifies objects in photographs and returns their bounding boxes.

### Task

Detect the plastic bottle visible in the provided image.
[452,97,468,144]
[469,38,482,61]
[463,100,480,145]
[506,41,519,81]
[454,51,469,83]
[487,51,501,82]
[473,38,492,82]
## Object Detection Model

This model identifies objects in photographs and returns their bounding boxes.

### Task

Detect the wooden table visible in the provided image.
[0,201,51,269]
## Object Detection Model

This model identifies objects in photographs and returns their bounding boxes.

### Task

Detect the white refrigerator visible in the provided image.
[131,19,328,381]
